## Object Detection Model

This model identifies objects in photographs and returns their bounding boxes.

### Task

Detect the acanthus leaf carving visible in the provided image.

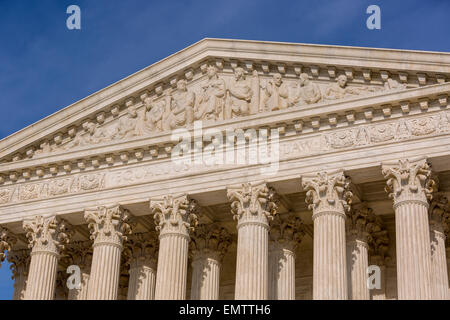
[302,171,353,218]
[0,226,17,262]
[150,194,199,238]
[382,158,434,207]
[84,204,132,247]
[227,182,279,227]
[190,223,232,262]
[269,214,305,252]
[125,231,159,268]
[23,215,73,255]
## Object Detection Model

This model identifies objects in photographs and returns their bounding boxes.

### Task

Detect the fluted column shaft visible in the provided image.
[303,171,352,300]
[370,264,387,300]
[430,227,449,299]
[347,238,370,300]
[235,222,269,299]
[268,243,296,300]
[84,205,131,300]
[227,183,277,300]
[395,202,432,299]
[155,233,189,299]
[25,252,59,300]
[128,259,157,300]
[68,271,90,300]
[190,252,221,300]
[88,243,122,299]
[313,211,348,299]
[151,194,198,300]
[382,158,433,300]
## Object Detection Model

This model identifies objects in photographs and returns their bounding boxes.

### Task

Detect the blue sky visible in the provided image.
[0,0,449,299]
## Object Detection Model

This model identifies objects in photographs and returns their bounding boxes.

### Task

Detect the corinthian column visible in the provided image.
[302,170,352,300]
[23,216,72,300]
[382,158,434,300]
[7,249,30,300]
[227,182,278,300]
[150,194,199,300]
[65,241,93,300]
[84,204,131,300]
[126,232,158,300]
[268,215,305,300]
[190,224,232,300]
[429,193,449,300]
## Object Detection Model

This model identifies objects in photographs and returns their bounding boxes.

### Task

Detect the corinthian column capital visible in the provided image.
[190,224,232,261]
[7,249,31,279]
[382,158,434,208]
[0,226,17,262]
[269,214,305,252]
[126,232,159,267]
[227,182,279,228]
[302,170,352,219]
[347,204,373,243]
[64,241,93,272]
[84,204,131,248]
[23,216,73,255]
[429,193,449,234]
[150,194,199,238]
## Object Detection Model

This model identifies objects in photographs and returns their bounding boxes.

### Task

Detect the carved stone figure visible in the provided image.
[292,73,322,105]
[114,107,139,139]
[144,97,165,132]
[325,75,381,100]
[195,65,226,121]
[263,73,289,111]
[383,77,406,91]
[166,80,195,130]
[226,67,253,119]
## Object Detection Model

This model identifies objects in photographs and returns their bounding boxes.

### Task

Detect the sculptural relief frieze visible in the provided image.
[6,62,421,164]
[0,110,448,206]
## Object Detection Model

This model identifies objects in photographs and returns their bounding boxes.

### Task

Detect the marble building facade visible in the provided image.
[0,39,449,300]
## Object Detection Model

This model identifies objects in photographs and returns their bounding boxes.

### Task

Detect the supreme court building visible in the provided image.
[0,39,449,300]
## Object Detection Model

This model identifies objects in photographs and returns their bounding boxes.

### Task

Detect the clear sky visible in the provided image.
[0,0,449,299]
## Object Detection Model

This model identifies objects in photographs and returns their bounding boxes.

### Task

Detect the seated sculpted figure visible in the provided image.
[166,79,195,130]
[143,96,165,132]
[114,106,139,139]
[263,73,289,111]
[292,73,322,105]
[324,75,353,100]
[226,67,253,119]
[195,65,226,121]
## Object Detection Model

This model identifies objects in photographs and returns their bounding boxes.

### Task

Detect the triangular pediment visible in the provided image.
[1,38,450,167]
